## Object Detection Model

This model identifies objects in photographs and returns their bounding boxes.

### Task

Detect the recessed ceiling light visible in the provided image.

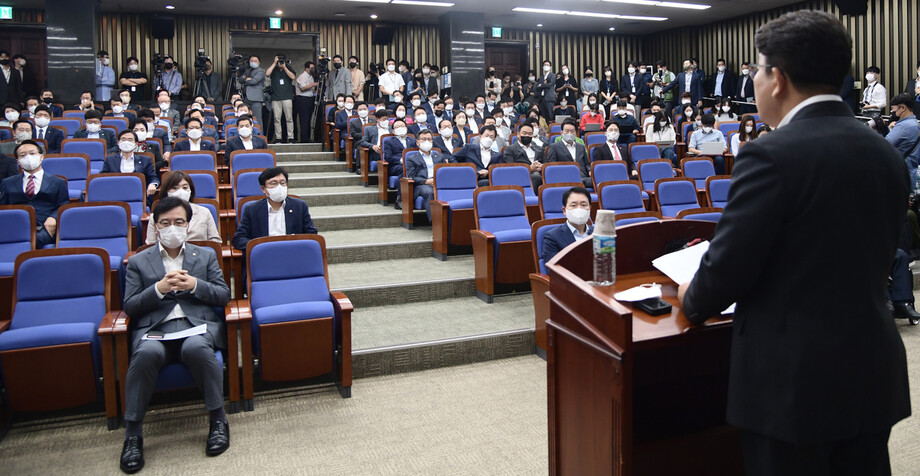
[601,0,710,9]
[512,7,568,15]
[536,23,543,27]
[568,11,620,19]
[391,0,454,6]
[609,27,616,31]
[165,5,175,9]
[370,14,378,19]
[274,9,284,15]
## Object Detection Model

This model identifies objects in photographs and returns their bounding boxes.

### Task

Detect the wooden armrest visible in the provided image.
[122,251,137,265]
[223,300,240,323]
[98,310,125,335]
[529,272,550,285]
[470,229,496,241]
[111,310,130,334]
[0,320,10,333]
[235,300,252,322]
[331,291,354,314]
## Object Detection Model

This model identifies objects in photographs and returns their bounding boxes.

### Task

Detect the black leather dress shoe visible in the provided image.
[394,201,402,210]
[206,420,230,456]
[893,302,920,325]
[120,436,144,474]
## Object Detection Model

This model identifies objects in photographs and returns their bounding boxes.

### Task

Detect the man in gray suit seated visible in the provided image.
[119,196,231,474]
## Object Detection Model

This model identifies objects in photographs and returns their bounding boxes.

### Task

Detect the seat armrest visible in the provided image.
[98,310,125,335]
[331,291,353,315]
[109,310,130,334]
[235,300,252,322]
[223,300,240,324]
[0,320,10,333]
[470,229,496,241]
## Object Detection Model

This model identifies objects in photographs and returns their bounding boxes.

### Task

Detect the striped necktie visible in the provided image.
[26,174,35,198]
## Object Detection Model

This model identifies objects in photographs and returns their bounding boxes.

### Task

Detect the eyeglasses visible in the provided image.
[750,64,773,79]
[157,219,187,228]
[265,180,287,187]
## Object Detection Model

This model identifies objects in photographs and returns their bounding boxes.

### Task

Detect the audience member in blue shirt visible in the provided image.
[887,94,920,188]
[687,113,728,174]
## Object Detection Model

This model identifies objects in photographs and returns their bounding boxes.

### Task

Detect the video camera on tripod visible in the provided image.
[316,54,330,77]
[194,50,211,79]
[224,52,246,102]
[151,53,168,73]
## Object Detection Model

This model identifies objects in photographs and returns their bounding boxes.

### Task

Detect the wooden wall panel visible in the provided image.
[644,0,920,99]
[499,28,645,78]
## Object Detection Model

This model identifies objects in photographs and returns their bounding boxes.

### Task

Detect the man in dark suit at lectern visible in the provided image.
[678,12,911,476]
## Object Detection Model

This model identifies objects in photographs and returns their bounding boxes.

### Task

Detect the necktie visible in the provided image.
[39,128,44,140]
[26,174,35,198]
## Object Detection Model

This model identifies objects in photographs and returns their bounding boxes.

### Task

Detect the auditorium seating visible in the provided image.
[615,211,661,227]
[41,153,91,201]
[431,163,478,260]
[677,207,723,222]
[597,180,647,215]
[538,183,581,220]
[471,186,534,303]
[489,163,540,222]
[654,177,700,218]
[230,149,276,177]
[542,163,582,187]
[706,175,732,208]
[529,217,566,358]
[61,138,107,174]
[681,157,717,189]
[629,142,661,162]
[51,117,83,138]
[170,150,218,172]
[0,206,35,323]
[86,173,147,243]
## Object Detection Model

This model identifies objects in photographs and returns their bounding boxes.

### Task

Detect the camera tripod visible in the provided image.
[193,73,211,99]
[225,73,242,102]
[310,72,328,135]
[150,69,164,100]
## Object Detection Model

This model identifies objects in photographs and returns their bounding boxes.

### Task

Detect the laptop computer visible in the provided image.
[655,139,676,148]
[699,142,725,155]
[554,115,571,124]
[584,123,602,132]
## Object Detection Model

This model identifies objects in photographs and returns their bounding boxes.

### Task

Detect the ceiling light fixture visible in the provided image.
[165,5,175,9]
[513,7,667,21]
[343,0,391,3]
[274,9,283,14]
[616,14,668,20]
[567,11,621,19]
[536,23,543,27]
[511,7,568,15]
[609,27,616,31]
[391,0,455,6]
[602,0,710,9]
[370,14,378,18]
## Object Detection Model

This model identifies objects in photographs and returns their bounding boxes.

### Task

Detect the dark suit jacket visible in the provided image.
[455,144,501,172]
[149,127,171,153]
[406,150,452,184]
[335,109,358,132]
[0,172,69,225]
[503,141,545,165]
[100,153,160,186]
[225,135,268,156]
[707,70,737,98]
[173,139,217,152]
[433,135,462,159]
[662,70,705,104]
[232,197,318,252]
[349,116,376,142]
[0,66,23,104]
[73,128,117,150]
[683,100,911,445]
[105,111,137,121]
[545,140,590,178]
[735,74,755,101]
[592,142,634,172]
[0,154,19,182]
[543,223,593,264]
[407,123,432,137]
[33,126,65,154]
[619,73,650,98]
[383,135,416,165]
[123,244,230,349]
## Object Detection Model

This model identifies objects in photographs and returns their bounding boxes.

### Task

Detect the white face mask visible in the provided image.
[744,125,754,133]
[695,120,703,127]
[721,106,731,112]
[419,140,433,152]
[560,101,567,107]
[562,133,576,143]
[159,102,170,111]
[606,131,619,142]
[393,96,403,103]
[118,140,136,152]
[113,105,124,114]
[187,129,203,140]
[455,117,466,126]
[35,116,50,128]
[416,114,428,123]
[345,103,354,110]
[440,128,453,138]
[102,58,110,66]
[480,136,494,149]
[27,105,36,114]
[249,61,260,69]
[134,129,147,141]
[121,96,131,104]
[266,184,287,202]
[170,188,191,202]
[18,153,42,171]
[6,111,19,121]
[702,126,713,133]
[128,64,139,72]
[14,131,31,142]
[659,121,668,127]
[465,108,475,116]
[336,100,345,108]
[86,123,101,133]
[685,110,693,117]
[543,65,551,73]
[238,126,253,137]
[741,69,750,76]
[387,64,396,72]
[146,122,157,131]
[422,68,430,74]
[445,104,454,111]
[566,207,590,226]
[394,127,408,137]
[562,68,569,75]
[639,68,647,75]
[618,110,627,117]
[395,110,406,119]
[528,76,535,82]
[476,103,485,110]
[717,65,726,72]
[411,99,421,107]
[682,99,692,105]
[158,225,187,249]
[865,73,876,82]
[628,67,636,74]
[358,109,368,118]
[605,71,612,77]
[503,107,513,115]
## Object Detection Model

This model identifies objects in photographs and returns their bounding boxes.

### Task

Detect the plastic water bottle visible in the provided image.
[593,209,617,286]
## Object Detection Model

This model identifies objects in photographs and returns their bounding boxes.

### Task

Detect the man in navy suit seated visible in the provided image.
[406,129,453,220]
[224,115,267,159]
[31,105,64,153]
[173,118,217,152]
[73,109,117,150]
[178,109,220,142]
[334,95,357,136]
[0,140,69,248]
[433,118,462,162]
[383,118,416,180]
[232,166,317,253]
[542,186,594,263]
[40,89,64,117]
[105,96,136,121]
[357,109,391,165]
[454,124,502,187]
[101,129,160,198]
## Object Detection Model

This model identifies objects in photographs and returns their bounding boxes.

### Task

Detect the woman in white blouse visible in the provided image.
[145,170,222,245]
[731,115,759,156]
[714,97,738,122]
[645,111,678,165]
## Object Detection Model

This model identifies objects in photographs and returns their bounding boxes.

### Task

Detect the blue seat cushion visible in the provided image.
[0,262,13,277]
[388,176,398,189]
[0,322,99,351]
[155,351,223,391]
[524,195,539,206]
[369,160,378,172]
[492,228,531,244]
[68,189,82,200]
[253,301,335,326]
[446,198,474,210]
[641,191,650,200]
[414,196,425,210]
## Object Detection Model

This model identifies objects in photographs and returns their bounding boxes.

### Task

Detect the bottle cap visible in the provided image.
[595,209,617,235]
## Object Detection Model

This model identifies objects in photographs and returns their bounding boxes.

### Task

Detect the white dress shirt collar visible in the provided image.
[776,94,843,129]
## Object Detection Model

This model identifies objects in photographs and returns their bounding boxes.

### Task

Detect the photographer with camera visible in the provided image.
[295,61,318,143]
[266,54,296,144]
[239,55,266,129]
[198,57,222,102]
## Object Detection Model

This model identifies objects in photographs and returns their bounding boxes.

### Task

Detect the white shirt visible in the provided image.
[241,137,253,149]
[119,153,135,173]
[189,139,201,151]
[376,126,388,147]
[153,243,198,322]
[421,152,435,177]
[862,81,888,109]
[565,140,577,160]
[714,72,724,96]
[523,143,535,162]
[480,146,492,167]
[645,125,676,143]
[36,126,48,139]
[1,66,10,82]
[606,142,622,161]
[23,168,44,194]
[629,73,636,93]
[296,71,315,97]
[267,200,286,237]
[739,76,750,98]
[776,94,843,129]
[566,220,589,240]
[378,72,405,100]
[684,71,693,93]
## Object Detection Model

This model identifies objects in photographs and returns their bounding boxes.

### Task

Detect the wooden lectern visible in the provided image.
[545,220,744,476]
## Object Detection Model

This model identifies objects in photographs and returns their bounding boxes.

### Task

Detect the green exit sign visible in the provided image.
[0,7,13,20]
[491,27,501,38]
[269,17,281,29]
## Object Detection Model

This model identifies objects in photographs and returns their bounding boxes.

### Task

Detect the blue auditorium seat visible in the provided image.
[42,153,91,201]
[598,181,647,215]
[471,186,534,302]
[655,178,700,218]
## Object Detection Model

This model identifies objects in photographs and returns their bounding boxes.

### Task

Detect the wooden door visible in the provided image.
[485,44,525,79]
[0,26,47,97]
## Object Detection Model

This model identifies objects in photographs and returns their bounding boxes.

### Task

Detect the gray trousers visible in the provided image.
[246,99,264,133]
[123,318,223,422]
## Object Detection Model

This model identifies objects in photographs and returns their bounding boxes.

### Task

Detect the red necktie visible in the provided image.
[26,174,35,198]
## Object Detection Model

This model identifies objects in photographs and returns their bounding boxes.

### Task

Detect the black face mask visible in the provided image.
[43,97,54,104]
[334,62,342,69]
[519,136,533,146]
[0,59,9,66]
[349,62,357,68]
[164,63,173,69]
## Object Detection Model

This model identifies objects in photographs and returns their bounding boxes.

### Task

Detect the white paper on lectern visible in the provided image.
[614,284,662,302]
[651,241,711,285]
[143,323,207,341]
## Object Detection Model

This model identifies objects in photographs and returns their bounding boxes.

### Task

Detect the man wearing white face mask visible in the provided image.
[348,102,376,143]
[95,50,116,101]
[535,60,557,122]
[383,120,417,208]
[546,119,593,188]
[408,108,432,136]
[225,115,267,157]
[120,196,232,473]
[406,130,452,220]
[30,105,63,153]
[73,110,117,150]
[0,119,44,156]
[240,55,266,129]
[233,167,317,254]
[455,124,501,187]
[155,91,182,135]
[433,118,462,162]
[174,118,216,152]
[0,140,69,248]
[119,56,148,104]
[860,66,887,116]
[687,113,728,174]
[378,58,406,105]
[707,58,737,107]
[102,130,160,197]
[542,187,594,263]
[334,95,357,137]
